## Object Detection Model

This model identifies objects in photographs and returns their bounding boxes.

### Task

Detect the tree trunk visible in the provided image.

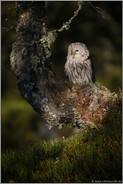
[10,2,118,130]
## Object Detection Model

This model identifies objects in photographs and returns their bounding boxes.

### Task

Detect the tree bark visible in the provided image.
[10,2,118,130]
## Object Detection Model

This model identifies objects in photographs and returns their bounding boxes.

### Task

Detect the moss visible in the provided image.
[2,97,122,182]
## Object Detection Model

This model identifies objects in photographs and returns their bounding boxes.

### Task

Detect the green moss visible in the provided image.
[1,97,122,182]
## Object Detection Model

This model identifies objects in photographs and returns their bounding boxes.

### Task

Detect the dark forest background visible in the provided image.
[1,1,122,148]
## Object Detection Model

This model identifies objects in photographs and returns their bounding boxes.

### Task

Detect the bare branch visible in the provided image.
[87,2,111,21]
[58,1,83,32]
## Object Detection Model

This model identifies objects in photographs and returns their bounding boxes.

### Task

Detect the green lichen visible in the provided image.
[40,30,58,59]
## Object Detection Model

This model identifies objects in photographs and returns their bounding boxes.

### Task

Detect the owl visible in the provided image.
[65,42,95,85]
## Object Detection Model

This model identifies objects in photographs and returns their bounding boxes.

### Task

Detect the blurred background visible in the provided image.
[1,2,122,150]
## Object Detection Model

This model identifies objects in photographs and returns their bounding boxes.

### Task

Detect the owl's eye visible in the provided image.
[75,49,79,52]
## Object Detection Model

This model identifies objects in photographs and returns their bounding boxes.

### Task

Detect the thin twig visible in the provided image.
[58,1,83,32]
[87,1,110,21]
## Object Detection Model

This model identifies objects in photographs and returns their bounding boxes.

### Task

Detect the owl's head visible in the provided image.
[68,42,90,60]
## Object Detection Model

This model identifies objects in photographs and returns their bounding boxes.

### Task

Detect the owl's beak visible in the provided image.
[71,51,75,59]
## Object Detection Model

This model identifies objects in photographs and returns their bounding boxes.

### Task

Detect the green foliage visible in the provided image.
[2,99,38,150]
[2,98,122,183]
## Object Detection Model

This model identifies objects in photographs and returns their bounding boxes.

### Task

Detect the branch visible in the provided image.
[87,2,110,21]
[58,1,83,32]
[39,1,83,59]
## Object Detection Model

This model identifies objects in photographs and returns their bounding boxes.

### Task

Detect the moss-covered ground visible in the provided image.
[1,96,122,183]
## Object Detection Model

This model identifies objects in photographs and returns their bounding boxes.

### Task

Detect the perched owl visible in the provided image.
[65,42,95,85]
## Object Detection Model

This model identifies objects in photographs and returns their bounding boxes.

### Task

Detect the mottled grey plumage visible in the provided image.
[65,42,95,85]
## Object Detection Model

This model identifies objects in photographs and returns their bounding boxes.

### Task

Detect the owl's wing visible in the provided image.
[77,59,96,83]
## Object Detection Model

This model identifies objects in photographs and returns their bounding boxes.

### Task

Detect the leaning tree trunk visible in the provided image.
[10,2,118,130]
